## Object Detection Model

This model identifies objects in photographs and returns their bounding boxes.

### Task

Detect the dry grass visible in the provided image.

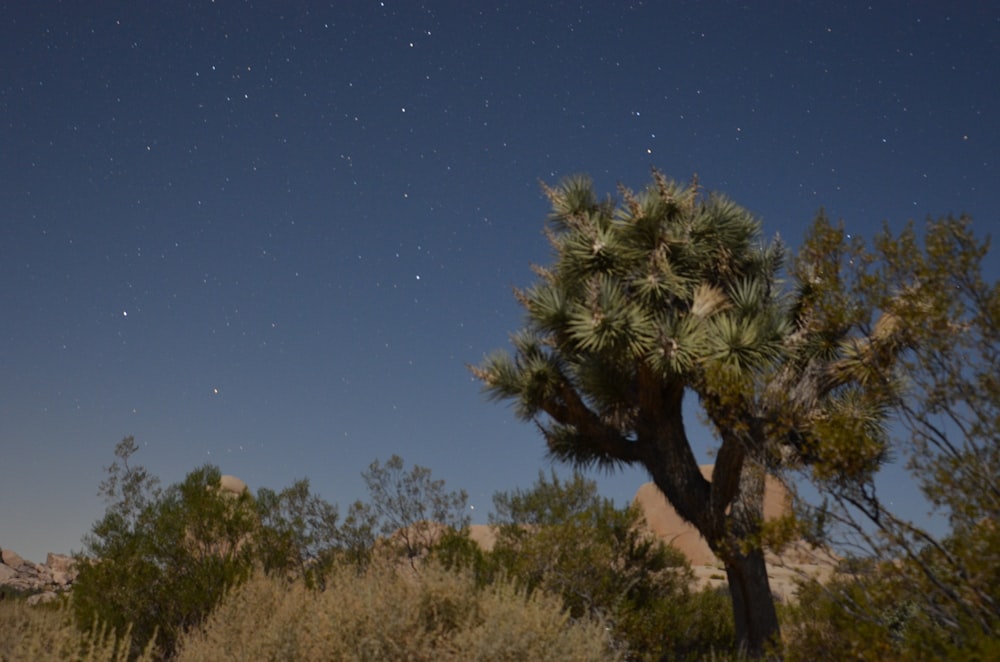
[0,597,154,662]
[2,562,618,660]
[174,561,620,661]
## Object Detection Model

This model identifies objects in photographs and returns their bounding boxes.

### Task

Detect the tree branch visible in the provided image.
[540,378,642,465]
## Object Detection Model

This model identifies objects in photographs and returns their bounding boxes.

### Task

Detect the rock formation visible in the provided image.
[632,466,838,598]
[218,474,249,496]
[0,548,78,604]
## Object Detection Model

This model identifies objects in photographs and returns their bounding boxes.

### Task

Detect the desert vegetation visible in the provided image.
[2,175,997,661]
[474,173,999,658]
[173,562,619,662]
[0,597,155,662]
[3,444,743,661]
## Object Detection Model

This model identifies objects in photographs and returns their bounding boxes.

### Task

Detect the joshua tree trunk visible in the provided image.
[647,440,781,658]
[715,459,781,657]
[724,547,781,657]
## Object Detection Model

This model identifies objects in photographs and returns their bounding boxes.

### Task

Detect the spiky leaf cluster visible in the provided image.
[478,173,790,465]
[474,172,921,655]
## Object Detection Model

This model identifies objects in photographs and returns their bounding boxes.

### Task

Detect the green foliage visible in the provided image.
[355,454,470,563]
[477,174,790,455]
[73,445,473,659]
[72,440,743,659]
[95,436,162,530]
[786,215,1000,659]
[74,443,259,659]
[254,478,341,589]
[332,498,380,570]
[476,172,878,655]
[782,571,903,662]
[485,470,731,661]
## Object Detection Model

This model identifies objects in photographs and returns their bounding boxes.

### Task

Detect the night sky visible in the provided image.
[3,2,997,563]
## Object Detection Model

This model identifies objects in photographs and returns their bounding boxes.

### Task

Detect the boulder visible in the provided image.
[632,466,837,598]
[635,465,791,566]
[1,548,25,568]
[219,474,248,496]
[46,553,75,575]
[0,549,79,597]
[51,571,72,586]
[632,465,792,566]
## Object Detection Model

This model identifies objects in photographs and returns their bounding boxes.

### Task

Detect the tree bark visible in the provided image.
[647,435,781,658]
[545,372,784,655]
[719,460,782,657]
[723,547,781,657]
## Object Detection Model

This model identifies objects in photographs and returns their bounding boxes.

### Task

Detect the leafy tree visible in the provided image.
[782,563,908,662]
[489,472,691,608]
[784,216,1000,658]
[254,479,340,589]
[490,468,602,527]
[76,445,478,657]
[473,173,909,656]
[333,498,380,571]
[356,454,470,563]
[75,440,258,660]
[488,470,731,661]
[95,435,162,531]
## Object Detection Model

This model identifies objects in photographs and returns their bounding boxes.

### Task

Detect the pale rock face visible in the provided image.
[1,548,25,568]
[632,466,793,567]
[51,571,72,586]
[46,553,75,574]
[0,563,17,583]
[631,466,838,599]
[0,548,79,597]
[219,474,248,496]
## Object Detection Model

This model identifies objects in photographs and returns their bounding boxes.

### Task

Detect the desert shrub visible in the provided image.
[783,549,1000,662]
[782,217,1000,660]
[74,440,259,660]
[174,561,619,661]
[674,586,740,661]
[780,571,905,662]
[74,443,481,659]
[354,454,470,564]
[448,578,620,661]
[0,596,154,662]
[254,478,341,589]
[485,470,733,660]
[428,526,491,584]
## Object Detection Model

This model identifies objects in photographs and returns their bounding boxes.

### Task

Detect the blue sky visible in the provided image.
[2,1,997,562]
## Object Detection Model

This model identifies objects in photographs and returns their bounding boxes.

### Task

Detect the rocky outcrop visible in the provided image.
[219,474,248,496]
[632,465,793,567]
[0,548,78,602]
[632,467,838,599]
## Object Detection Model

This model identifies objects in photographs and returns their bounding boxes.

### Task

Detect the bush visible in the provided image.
[74,440,259,659]
[72,443,478,659]
[174,561,620,661]
[253,478,341,589]
[782,556,1000,662]
[0,597,154,662]
[485,470,734,660]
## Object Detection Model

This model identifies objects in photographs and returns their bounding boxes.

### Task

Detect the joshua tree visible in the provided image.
[473,172,904,656]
